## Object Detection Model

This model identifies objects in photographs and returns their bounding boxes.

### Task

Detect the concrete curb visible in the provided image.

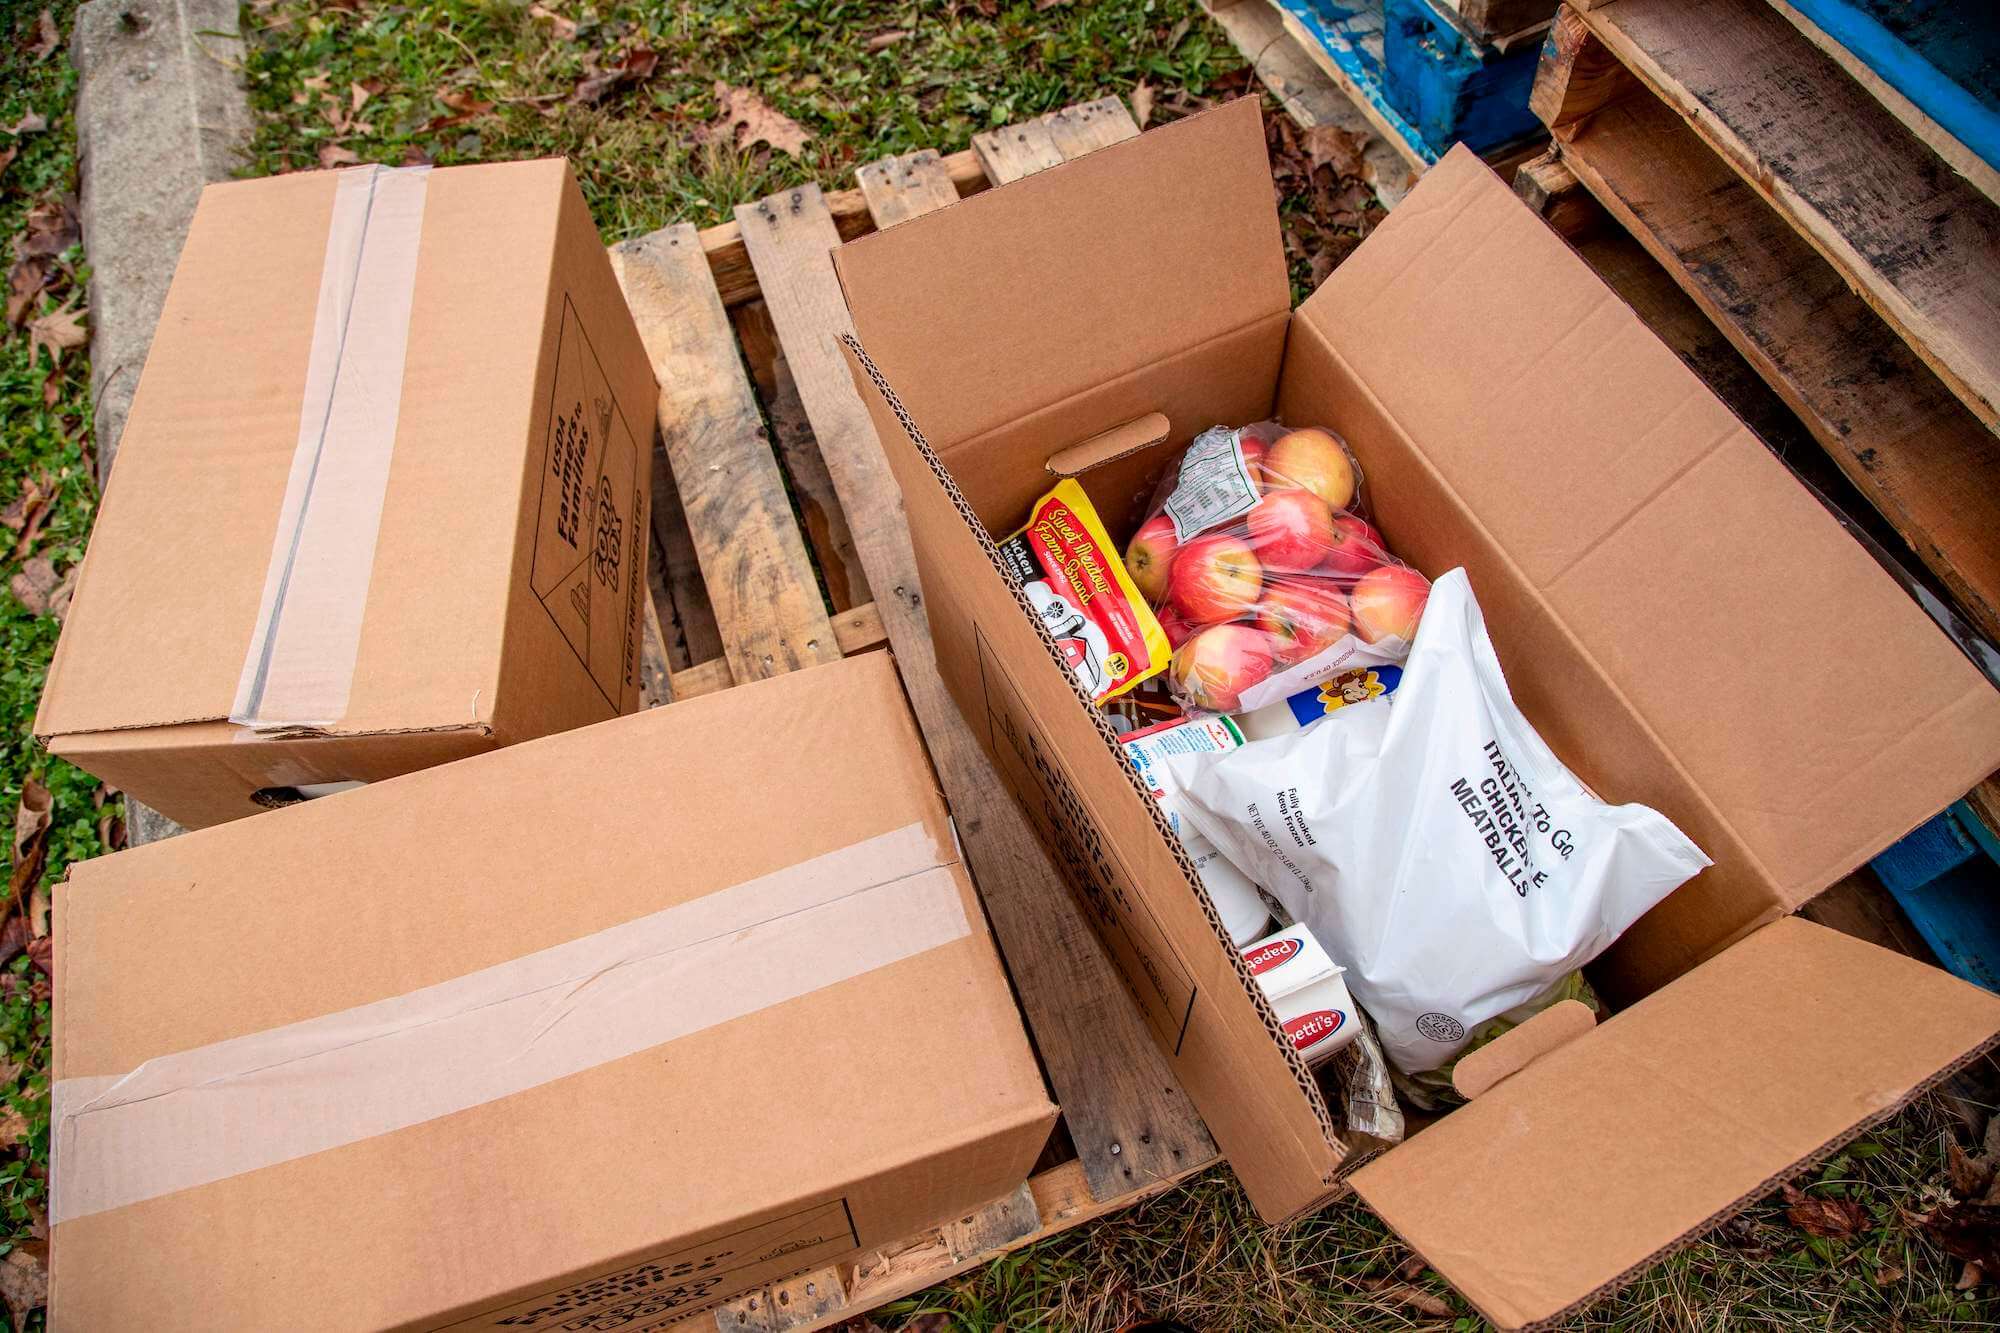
[74,0,253,485]
[72,0,255,844]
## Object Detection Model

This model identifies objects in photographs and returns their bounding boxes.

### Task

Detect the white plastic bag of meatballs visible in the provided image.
[1124,421,1430,716]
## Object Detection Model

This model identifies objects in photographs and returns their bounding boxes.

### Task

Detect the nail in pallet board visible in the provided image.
[1267,0,1548,167]
[602,98,1217,1333]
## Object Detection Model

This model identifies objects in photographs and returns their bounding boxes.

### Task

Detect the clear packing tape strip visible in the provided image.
[52,822,970,1224]
[230,164,430,731]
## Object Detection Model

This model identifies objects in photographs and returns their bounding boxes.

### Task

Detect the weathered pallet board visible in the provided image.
[609,227,844,686]
[1534,61,2000,648]
[1766,0,2000,207]
[1567,0,2000,434]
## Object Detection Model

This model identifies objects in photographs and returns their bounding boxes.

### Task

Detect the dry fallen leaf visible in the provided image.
[9,556,66,618]
[27,883,47,939]
[26,9,58,62]
[1365,1279,1452,1318]
[1961,1260,1988,1290]
[1302,122,1367,180]
[350,77,382,113]
[16,194,78,258]
[527,2,578,41]
[571,46,659,106]
[3,111,45,138]
[1,473,46,531]
[712,81,812,158]
[23,935,49,980]
[0,1247,46,1327]
[26,297,85,366]
[318,143,361,169]
[6,257,44,327]
[1782,1184,1870,1240]
[866,29,910,50]
[1130,80,1155,130]
[8,777,51,915]
[426,87,495,131]
[0,1106,27,1150]
[12,485,53,561]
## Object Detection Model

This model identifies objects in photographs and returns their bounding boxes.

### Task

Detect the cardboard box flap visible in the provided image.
[1350,918,2000,1331]
[38,161,583,741]
[832,97,1288,460]
[1296,145,2000,907]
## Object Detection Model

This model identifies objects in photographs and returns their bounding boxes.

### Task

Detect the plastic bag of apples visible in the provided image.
[1124,420,1431,716]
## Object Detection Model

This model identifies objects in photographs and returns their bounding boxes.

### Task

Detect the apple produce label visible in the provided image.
[1162,426,1259,541]
[1165,569,1711,1076]
[999,479,1170,704]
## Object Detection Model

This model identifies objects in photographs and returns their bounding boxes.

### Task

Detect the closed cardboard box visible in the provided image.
[835,99,2000,1328]
[38,159,656,828]
[52,651,1056,1329]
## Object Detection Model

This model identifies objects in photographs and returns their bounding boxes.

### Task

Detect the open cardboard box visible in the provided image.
[833,98,2000,1328]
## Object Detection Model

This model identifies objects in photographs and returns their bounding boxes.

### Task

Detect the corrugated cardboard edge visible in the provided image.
[839,334,1349,1183]
[1475,1027,2000,1331]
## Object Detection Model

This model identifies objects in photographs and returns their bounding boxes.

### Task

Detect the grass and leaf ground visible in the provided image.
[0,0,1992,1327]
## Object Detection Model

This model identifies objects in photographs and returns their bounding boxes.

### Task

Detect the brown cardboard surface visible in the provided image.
[53,652,1054,1329]
[1352,919,2000,1330]
[834,97,2000,1296]
[1296,146,2000,949]
[841,338,1347,1224]
[833,95,1287,462]
[36,159,655,826]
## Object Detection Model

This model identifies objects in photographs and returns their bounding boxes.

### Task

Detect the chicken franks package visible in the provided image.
[999,479,1169,704]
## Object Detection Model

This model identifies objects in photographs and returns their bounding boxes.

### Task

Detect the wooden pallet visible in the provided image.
[597,97,1219,1333]
[1531,0,2000,654]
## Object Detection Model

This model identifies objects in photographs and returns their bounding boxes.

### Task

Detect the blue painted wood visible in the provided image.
[1382,0,1544,155]
[1872,801,2000,993]
[1277,0,1543,162]
[1785,0,2000,174]
[1274,0,1438,164]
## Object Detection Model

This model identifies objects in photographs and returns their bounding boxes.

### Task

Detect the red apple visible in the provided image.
[1172,623,1275,712]
[1245,487,1337,573]
[1158,613,1197,650]
[1236,427,1273,492]
[1350,564,1430,644]
[1254,583,1353,665]
[1166,533,1263,624]
[1124,514,1181,606]
[1266,427,1357,512]
[1322,513,1387,581]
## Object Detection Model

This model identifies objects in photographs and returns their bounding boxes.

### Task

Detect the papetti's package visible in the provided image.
[38,159,657,828]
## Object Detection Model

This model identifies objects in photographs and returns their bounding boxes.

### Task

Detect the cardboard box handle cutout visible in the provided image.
[1045,411,1171,477]
[1450,999,1597,1101]
[231,164,430,733]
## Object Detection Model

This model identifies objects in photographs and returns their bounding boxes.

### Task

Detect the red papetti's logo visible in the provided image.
[1243,937,1301,975]
[1284,1009,1345,1050]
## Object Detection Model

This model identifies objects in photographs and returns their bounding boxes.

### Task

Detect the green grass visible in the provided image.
[241,0,1242,236]
[0,4,102,1316]
[0,0,1987,1329]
